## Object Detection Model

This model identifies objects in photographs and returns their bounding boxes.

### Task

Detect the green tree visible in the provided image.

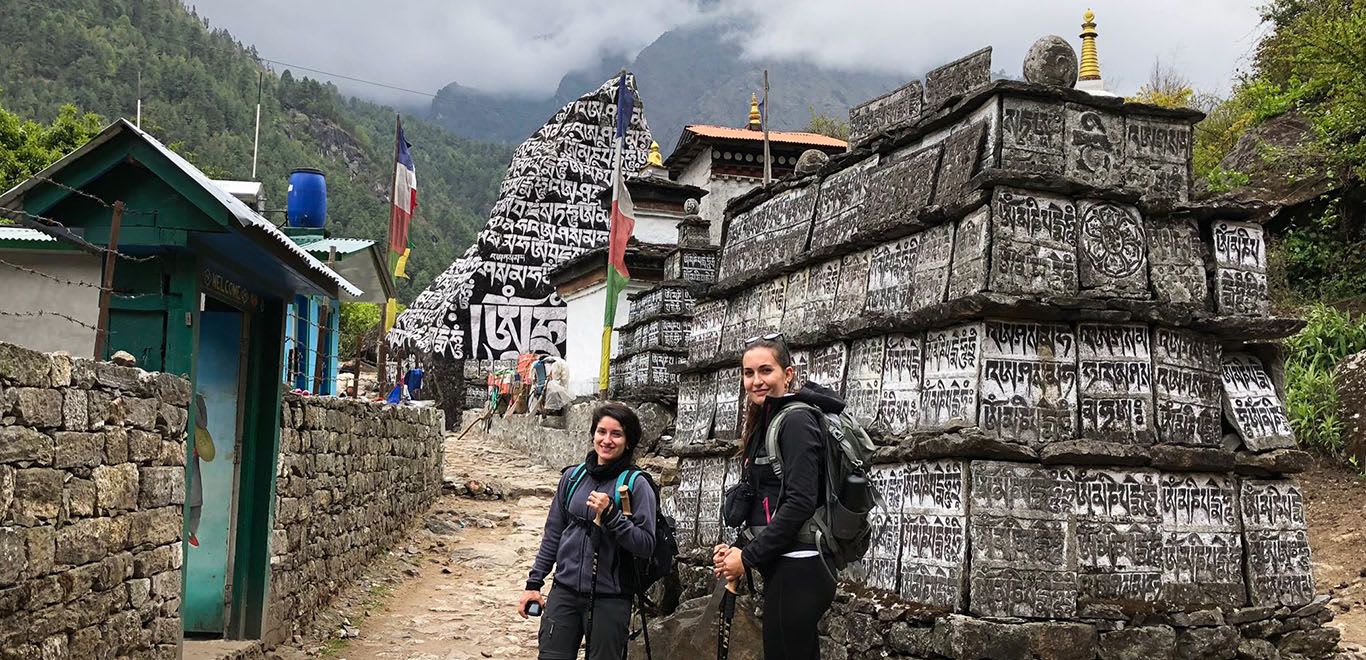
[804,106,850,141]
[0,101,105,192]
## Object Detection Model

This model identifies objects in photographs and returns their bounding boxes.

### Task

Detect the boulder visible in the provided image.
[629,592,763,659]
[1337,351,1366,467]
[1023,36,1078,88]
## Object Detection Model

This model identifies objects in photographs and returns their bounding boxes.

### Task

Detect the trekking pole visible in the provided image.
[716,576,738,660]
[586,499,605,658]
[618,485,633,660]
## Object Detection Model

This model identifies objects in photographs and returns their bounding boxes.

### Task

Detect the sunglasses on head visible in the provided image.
[744,332,784,346]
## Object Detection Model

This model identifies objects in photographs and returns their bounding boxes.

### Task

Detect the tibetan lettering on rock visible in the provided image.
[1078,323,1154,444]
[696,457,728,549]
[933,122,987,207]
[846,338,886,427]
[970,461,1077,619]
[1213,221,1270,316]
[1078,201,1149,297]
[848,80,925,146]
[675,372,716,446]
[910,223,954,312]
[923,47,992,111]
[979,320,1078,447]
[1073,467,1162,609]
[989,188,1079,297]
[947,206,991,300]
[1124,115,1191,203]
[686,300,726,362]
[1153,329,1222,447]
[807,343,849,395]
[811,159,876,251]
[879,334,924,437]
[1159,473,1245,608]
[712,369,741,442]
[921,324,982,429]
[780,269,808,337]
[1065,105,1125,189]
[867,234,919,317]
[673,460,703,549]
[1148,218,1211,308]
[834,251,872,324]
[718,185,817,281]
[1000,97,1065,175]
[1221,354,1295,452]
[865,146,941,231]
[899,461,969,610]
[1240,479,1315,607]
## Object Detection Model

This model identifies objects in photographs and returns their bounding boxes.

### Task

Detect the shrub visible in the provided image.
[1282,304,1366,465]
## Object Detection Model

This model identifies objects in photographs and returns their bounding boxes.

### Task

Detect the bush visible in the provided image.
[339,302,382,358]
[1282,304,1366,464]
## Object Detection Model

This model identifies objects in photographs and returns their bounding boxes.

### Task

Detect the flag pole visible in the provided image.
[762,69,772,185]
[379,113,401,394]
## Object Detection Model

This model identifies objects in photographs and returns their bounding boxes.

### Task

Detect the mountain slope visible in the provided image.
[429,21,905,151]
[0,0,512,298]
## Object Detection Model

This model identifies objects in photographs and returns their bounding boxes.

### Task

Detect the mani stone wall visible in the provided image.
[0,342,188,660]
[264,395,445,646]
[665,47,1339,659]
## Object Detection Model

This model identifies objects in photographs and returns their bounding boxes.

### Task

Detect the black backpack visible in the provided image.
[562,464,678,594]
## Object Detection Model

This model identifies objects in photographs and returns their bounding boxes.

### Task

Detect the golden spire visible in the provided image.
[748,93,762,130]
[1079,8,1101,82]
[647,141,663,167]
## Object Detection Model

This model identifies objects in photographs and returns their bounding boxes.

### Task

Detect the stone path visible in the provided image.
[276,431,559,660]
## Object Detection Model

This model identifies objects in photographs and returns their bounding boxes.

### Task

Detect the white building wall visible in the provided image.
[0,250,101,355]
[633,209,679,245]
[676,149,760,245]
[560,279,652,397]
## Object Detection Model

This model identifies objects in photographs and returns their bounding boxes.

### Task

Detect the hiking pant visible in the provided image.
[760,555,837,660]
[537,585,630,660]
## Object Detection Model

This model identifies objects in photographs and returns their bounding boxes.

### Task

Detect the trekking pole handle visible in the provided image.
[618,485,632,517]
[725,578,739,595]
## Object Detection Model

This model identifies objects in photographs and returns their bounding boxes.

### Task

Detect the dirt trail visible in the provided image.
[277,435,1366,659]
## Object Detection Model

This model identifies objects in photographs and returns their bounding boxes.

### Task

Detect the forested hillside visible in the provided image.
[0,0,512,297]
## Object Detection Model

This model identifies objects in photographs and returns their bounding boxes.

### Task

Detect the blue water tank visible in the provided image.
[286,168,327,228]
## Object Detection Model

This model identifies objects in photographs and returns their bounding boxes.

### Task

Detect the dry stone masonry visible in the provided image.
[665,46,1339,659]
[265,395,444,645]
[0,341,188,660]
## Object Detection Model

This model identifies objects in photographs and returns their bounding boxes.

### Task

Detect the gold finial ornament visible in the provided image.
[1079,8,1101,82]
[647,141,663,167]
[748,93,762,130]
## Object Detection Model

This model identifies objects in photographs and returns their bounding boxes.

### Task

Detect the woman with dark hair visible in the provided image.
[519,402,658,660]
[713,334,842,660]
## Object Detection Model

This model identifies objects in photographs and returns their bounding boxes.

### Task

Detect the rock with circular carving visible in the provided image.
[795,149,830,176]
[684,198,699,215]
[1023,36,1079,88]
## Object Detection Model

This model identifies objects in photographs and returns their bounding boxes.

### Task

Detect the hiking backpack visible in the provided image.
[562,464,679,594]
[759,402,881,572]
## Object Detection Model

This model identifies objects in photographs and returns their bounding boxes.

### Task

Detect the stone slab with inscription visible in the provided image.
[947,206,991,300]
[1124,115,1192,203]
[979,320,1078,447]
[921,324,983,430]
[1078,323,1154,445]
[696,457,728,549]
[686,299,726,362]
[779,268,809,338]
[807,343,849,395]
[849,80,925,146]
[1240,479,1315,607]
[900,460,969,610]
[1148,218,1211,308]
[910,223,955,311]
[1072,468,1162,608]
[866,234,919,317]
[811,159,876,251]
[675,372,716,447]
[673,459,704,549]
[1000,97,1066,176]
[1065,105,1125,189]
[712,369,742,442]
[933,121,988,207]
[803,260,842,333]
[834,251,872,325]
[865,146,941,231]
[1213,221,1270,316]
[846,337,886,428]
[1221,354,1296,452]
[718,185,818,282]
[1158,472,1246,608]
[879,334,924,437]
[989,188,1079,297]
[923,47,992,111]
[1153,329,1222,448]
[969,461,1076,618]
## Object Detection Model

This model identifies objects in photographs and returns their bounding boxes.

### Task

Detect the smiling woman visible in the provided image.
[518,403,658,660]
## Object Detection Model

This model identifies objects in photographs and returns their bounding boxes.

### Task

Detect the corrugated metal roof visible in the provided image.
[297,237,376,256]
[681,125,848,148]
[0,119,362,297]
[0,227,56,243]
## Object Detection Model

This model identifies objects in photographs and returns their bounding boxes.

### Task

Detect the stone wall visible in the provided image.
[264,395,445,646]
[463,400,675,471]
[0,341,189,659]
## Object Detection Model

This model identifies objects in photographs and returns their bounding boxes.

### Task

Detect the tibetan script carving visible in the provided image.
[1078,323,1154,444]
[1240,479,1314,607]
[923,47,993,111]
[866,234,918,316]
[804,260,842,332]
[1124,115,1191,203]
[713,369,742,442]
[989,188,1079,297]
[933,121,988,207]
[1221,354,1295,452]
[1213,221,1269,316]
[947,205,991,300]
[811,158,876,250]
[846,338,886,427]
[807,343,849,395]
[849,80,925,146]
[834,251,872,324]
[1078,201,1149,297]
[718,185,818,281]
[921,324,982,429]
[910,222,955,311]
[865,146,941,230]
[687,299,726,362]
[1153,329,1222,447]
[1159,473,1244,608]
[1065,105,1125,189]
[1000,97,1065,175]
[879,334,924,436]
[780,268,808,337]
[979,320,1078,447]
[1148,217,1210,308]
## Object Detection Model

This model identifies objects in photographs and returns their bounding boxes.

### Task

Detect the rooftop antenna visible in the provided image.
[251,71,263,179]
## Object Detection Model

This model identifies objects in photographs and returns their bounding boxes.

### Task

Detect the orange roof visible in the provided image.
[682,124,847,148]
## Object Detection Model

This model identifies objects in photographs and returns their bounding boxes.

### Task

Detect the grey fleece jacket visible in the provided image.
[525,464,658,596]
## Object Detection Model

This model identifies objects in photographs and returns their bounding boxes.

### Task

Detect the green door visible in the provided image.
[184,309,245,634]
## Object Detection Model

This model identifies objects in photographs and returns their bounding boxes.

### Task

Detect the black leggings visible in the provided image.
[760,556,837,660]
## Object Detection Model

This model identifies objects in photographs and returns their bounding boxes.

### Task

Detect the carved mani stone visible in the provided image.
[846,337,886,428]
[920,323,983,430]
[849,80,925,147]
[674,459,704,549]
[858,464,907,594]
[1073,468,1162,608]
[834,251,872,325]
[899,460,970,610]
[879,334,924,437]
[675,371,716,447]
[1148,217,1211,308]
[807,343,849,395]
[1066,105,1125,189]
[1220,354,1296,452]
[947,205,991,300]
[979,320,1079,447]
[867,233,918,317]
[713,368,742,442]
[1078,201,1149,297]
[811,158,876,251]
[1078,323,1155,445]
[1124,115,1192,203]
[970,461,1077,618]
[1000,97,1066,175]
[933,121,988,207]
[1153,328,1223,447]
[865,145,941,231]
[1213,221,1270,317]
[780,268,809,338]
[989,188,1080,297]
[804,260,842,332]
[910,222,955,312]
[696,456,728,549]
[924,46,993,111]
[686,299,726,362]
[1240,479,1315,607]
[1158,472,1246,608]
[718,185,817,281]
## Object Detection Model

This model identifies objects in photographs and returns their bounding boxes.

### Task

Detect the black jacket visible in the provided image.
[739,382,844,570]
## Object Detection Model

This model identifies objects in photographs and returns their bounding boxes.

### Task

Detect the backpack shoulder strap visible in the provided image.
[759,402,822,479]
[561,462,588,510]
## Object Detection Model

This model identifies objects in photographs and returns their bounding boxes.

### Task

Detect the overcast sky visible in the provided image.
[188,1,1269,103]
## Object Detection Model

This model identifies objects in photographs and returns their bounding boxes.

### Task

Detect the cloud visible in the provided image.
[189,0,1267,102]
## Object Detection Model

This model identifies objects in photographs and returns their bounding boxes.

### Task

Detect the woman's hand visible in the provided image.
[712,543,730,569]
[714,547,745,582]
[517,590,545,619]
[586,491,612,518]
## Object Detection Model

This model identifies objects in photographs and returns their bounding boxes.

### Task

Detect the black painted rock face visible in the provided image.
[1023,35,1079,88]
